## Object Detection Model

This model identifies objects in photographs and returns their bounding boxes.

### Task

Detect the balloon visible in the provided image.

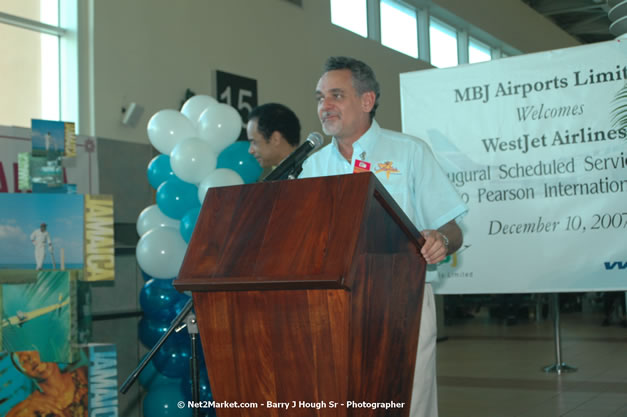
[197,168,243,204]
[138,316,188,350]
[147,109,197,155]
[217,141,262,184]
[180,206,201,243]
[150,277,176,287]
[138,317,170,349]
[137,204,180,237]
[136,227,188,279]
[181,366,214,405]
[197,104,242,153]
[138,354,183,390]
[170,137,218,184]
[153,341,192,378]
[147,154,176,189]
[143,383,192,417]
[141,269,153,282]
[181,95,218,127]
[156,178,200,220]
[140,278,189,321]
[141,269,175,283]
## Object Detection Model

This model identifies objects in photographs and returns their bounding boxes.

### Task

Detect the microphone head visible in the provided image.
[306,132,324,149]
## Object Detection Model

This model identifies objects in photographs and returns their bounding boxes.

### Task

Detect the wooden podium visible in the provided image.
[174,172,427,416]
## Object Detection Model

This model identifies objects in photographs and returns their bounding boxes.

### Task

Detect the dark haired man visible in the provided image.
[300,56,468,417]
[246,103,300,169]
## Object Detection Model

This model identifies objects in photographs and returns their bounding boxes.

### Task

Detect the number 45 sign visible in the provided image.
[216,70,258,141]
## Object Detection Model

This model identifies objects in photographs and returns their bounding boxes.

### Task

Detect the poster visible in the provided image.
[0,193,114,282]
[0,125,99,195]
[400,37,627,294]
[0,271,78,363]
[0,344,117,417]
[0,194,85,272]
[84,195,115,282]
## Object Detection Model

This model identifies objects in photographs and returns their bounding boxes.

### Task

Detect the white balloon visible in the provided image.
[147,109,197,155]
[197,103,242,153]
[136,227,187,279]
[180,95,218,127]
[136,204,180,237]
[169,137,218,184]
[197,168,244,203]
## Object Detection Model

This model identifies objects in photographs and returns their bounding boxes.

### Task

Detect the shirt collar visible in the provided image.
[330,119,380,162]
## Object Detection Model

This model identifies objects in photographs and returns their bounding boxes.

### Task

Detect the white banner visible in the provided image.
[0,125,99,195]
[401,37,627,294]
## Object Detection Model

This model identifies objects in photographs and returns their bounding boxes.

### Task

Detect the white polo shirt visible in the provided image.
[299,119,467,233]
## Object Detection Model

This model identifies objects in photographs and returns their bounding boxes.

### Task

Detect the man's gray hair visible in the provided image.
[323,56,380,120]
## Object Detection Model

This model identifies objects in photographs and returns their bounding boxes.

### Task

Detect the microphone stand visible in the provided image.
[263,163,302,182]
[262,132,322,181]
[120,298,201,417]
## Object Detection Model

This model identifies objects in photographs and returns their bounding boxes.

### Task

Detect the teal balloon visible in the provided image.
[138,354,182,390]
[153,341,192,378]
[182,367,216,416]
[156,177,199,220]
[181,364,211,399]
[217,141,262,184]
[180,206,201,243]
[147,154,175,189]
[178,338,205,384]
[138,317,169,349]
[138,317,187,349]
[143,383,192,417]
[140,279,188,321]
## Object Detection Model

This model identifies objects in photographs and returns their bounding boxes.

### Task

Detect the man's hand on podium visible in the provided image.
[421,219,463,264]
[421,230,448,264]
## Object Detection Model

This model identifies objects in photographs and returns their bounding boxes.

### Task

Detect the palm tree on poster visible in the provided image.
[610,84,627,131]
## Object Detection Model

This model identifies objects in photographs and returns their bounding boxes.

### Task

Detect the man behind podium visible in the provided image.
[246,103,300,169]
[299,56,468,417]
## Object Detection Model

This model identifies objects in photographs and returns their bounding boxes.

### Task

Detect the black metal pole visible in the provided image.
[186,312,200,417]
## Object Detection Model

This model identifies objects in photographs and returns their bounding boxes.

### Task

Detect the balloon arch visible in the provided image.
[135,95,261,416]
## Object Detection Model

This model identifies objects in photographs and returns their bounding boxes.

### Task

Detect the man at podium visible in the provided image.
[247,103,301,169]
[300,56,468,417]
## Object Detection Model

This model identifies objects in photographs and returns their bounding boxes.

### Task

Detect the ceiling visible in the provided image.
[522,0,617,44]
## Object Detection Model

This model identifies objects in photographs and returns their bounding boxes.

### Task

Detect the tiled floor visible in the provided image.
[437,308,627,417]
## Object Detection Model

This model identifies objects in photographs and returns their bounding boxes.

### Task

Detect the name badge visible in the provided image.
[353,159,371,173]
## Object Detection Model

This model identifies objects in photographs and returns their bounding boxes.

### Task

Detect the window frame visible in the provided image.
[0,1,79,129]
[327,0,520,67]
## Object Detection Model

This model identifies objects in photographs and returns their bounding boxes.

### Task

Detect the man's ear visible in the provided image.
[269,131,283,146]
[361,91,376,113]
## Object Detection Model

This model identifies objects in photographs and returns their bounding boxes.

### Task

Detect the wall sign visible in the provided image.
[216,70,258,141]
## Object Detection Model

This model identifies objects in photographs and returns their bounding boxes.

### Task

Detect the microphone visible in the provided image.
[263,132,323,181]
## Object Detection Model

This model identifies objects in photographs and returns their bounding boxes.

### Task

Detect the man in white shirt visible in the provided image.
[30,223,53,270]
[44,132,51,151]
[299,56,468,417]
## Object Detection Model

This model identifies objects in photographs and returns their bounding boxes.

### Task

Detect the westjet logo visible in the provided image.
[604,261,627,270]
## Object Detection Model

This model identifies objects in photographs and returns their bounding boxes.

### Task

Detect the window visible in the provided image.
[326,0,518,67]
[1,1,57,25]
[380,0,418,58]
[469,37,491,64]
[0,1,76,128]
[429,17,458,68]
[330,0,368,38]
